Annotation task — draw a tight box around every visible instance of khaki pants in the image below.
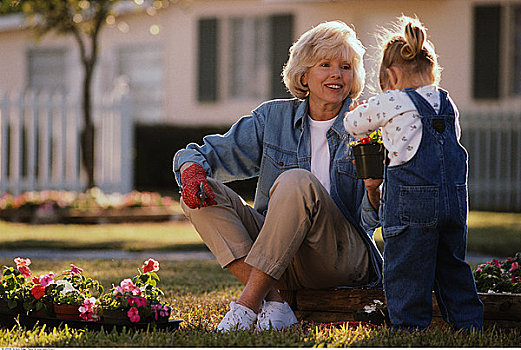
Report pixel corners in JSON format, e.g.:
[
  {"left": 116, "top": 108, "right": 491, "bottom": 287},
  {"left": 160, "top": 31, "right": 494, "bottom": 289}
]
[{"left": 181, "top": 169, "right": 369, "bottom": 290}]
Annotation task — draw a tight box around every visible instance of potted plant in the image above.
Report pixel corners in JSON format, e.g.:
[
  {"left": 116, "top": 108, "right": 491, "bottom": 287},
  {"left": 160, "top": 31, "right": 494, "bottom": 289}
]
[
  {"left": 0, "top": 258, "right": 32, "bottom": 315},
  {"left": 50, "top": 264, "right": 103, "bottom": 320},
  {"left": 99, "top": 259, "right": 171, "bottom": 324},
  {"left": 350, "top": 129, "right": 385, "bottom": 179},
  {"left": 28, "top": 272, "right": 57, "bottom": 318}
]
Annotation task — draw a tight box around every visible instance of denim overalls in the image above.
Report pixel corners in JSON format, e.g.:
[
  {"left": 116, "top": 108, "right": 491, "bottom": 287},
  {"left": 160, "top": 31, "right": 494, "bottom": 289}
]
[{"left": 380, "top": 88, "right": 483, "bottom": 331}]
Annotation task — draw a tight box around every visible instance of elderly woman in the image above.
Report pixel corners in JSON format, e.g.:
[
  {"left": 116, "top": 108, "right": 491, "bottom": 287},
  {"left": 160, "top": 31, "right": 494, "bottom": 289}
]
[{"left": 173, "top": 20, "right": 383, "bottom": 332}]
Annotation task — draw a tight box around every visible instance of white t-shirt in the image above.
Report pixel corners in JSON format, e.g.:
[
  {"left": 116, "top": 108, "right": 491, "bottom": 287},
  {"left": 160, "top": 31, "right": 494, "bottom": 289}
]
[
  {"left": 309, "top": 116, "right": 336, "bottom": 193},
  {"left": 343, "top": 85, "right": 461, "bottom": 166}
]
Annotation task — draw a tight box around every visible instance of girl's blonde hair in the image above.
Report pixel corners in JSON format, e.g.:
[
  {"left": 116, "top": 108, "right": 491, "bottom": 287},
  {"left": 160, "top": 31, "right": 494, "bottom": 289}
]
[
  {"left": 283, "top": 20, "right": 365, "bottom": 100},
  {"left": 378, "top": 15, "right": 441, "bottom": 91}
]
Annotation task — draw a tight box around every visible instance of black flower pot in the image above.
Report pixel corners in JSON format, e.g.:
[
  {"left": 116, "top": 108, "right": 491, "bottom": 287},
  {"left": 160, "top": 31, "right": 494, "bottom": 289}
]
[{"left": 352, "top": 143, "right": 385, "bottom": 179}]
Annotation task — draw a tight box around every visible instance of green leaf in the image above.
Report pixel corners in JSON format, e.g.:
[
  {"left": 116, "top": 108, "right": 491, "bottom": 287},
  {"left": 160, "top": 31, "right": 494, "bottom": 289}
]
[
  {"left": 7, "top": 299, "right": 17, "bottom": 309},
  {"left": 150, "top": 272, "right": 160, "bottom": 282}
]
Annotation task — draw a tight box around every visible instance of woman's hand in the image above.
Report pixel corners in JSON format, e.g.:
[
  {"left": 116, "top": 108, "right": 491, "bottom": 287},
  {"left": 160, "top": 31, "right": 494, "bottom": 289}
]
[
  {"left": 363, "top": 178, "right": 383, "bottom": 212},
  {"left": 180, "top": 163, "right": 217, "bottom": 209}
]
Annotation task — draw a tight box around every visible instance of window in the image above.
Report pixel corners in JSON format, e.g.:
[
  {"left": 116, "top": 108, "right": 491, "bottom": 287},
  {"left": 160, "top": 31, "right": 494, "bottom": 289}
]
[
  {"left": 197, "top": 14, "right": 293, "bottom": 102},
  {"left": 116, "top": 45, "right": 163, "bottom": 124},
  {"left": 512, "top": 6, "right": 521, "bottom": 95},
  {"left": 229, "top": 17, "right": 269, "bottom": 99},
  {"left": 473, "top": 4, "right": 521, "bottom": 99},
  {"left": 27, "top": 48, "right": 67, "bottom": 92}
]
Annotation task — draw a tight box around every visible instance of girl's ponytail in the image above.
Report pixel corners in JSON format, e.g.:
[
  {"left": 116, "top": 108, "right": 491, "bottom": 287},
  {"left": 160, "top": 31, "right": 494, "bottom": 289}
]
[
  {"left": 401, "top": 22, "right": 426, "bottom": 61},
  {"left": 377, "top": 15, "right": 441, "bottom": 91}
]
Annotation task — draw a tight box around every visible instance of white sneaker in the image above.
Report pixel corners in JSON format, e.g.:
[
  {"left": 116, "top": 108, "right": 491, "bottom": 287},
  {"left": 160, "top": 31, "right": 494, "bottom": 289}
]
[
  {"left": 256, "top": 300, "right": 298, "bottom": 331},
  {"left": 215, "top": 302, "right": 257, "bottom": 332}
]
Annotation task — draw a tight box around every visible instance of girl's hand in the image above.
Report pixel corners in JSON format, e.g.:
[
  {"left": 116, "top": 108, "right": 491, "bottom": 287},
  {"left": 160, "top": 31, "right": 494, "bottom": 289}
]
[{"left": 363, "top": 178, "right": 383, "bottom": 212}]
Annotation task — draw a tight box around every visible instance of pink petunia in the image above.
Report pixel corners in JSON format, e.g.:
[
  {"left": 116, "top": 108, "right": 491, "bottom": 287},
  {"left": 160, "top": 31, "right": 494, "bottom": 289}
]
[
  {"left": 83, "top": 297, "right": 97, "bottom": 309},
  {"left": 18, "top": 266, "right": 32, "bottom": 279},
  {"left": 509, "top": 262, "right": 519, "bottom": 272},
  {"left": 14, "top": 257, "right": 31, "bottom": 268},
  {"left": 14, "top": 257, "right": 32, "bottom": 278},
  {"left": 79, "top": 297, "right": 98, "bottom": 321},
  {"left": 142, "top": 258, "right": 160, "bottom": 273},
  {"left": 120, "top": 279, "right": 141, "bottom": 295},
  {"left": 128, "top": 307, "right": 140, "bottom": 323},
  {"left": 151, "top": 305, "right": 170, "bottom": 320},
  {"left": 159, "top": 305, "right": 170, "bottom": 317},
  {"left": 128, "top": 296, "right": 147, "bottom": 308},
  {"left": 64, "top": 264, "right": 84, "bottom": 275},
  {"left": 39, "top": 273, "right": 56, "bottom": 287},
  {"left": 78, "top": 306, "right": 91, "bottom": 320},
  {"left": 113, "top": 286, "right": 125, "bottom": 295}
]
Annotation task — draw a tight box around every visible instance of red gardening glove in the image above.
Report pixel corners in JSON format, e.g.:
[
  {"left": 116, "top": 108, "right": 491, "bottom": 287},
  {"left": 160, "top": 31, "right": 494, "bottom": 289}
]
[{"left": 181, "top": 163, "right": 217, "bottom": 209}]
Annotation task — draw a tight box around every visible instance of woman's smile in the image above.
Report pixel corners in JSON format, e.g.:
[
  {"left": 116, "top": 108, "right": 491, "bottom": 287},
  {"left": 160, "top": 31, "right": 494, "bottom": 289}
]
[{"left": 303, "top": 58, "right": 353, "bottom": 120}]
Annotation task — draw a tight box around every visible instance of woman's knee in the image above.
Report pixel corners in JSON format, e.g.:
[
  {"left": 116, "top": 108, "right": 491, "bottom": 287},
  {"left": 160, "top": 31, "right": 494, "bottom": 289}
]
[{"left": 271, "top": 169, "right": 321, "bottom": 196}]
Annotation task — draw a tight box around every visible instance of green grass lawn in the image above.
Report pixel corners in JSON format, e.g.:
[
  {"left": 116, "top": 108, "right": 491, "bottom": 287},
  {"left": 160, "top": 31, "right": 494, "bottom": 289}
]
[
  {"left": 0, "top": 258, "right": 519, "bottom": 347},
  {"left": 0, "top": 221, "right": 207, "bottom": 251},
  {"left": 1, "top": 211, "right": 520, "bottom": 257}
]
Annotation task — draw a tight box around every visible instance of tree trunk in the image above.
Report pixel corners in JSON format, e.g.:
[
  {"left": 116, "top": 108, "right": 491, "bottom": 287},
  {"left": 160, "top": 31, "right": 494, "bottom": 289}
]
[{"left": 81, "top": 62, "right": 95, "bottom": 189}]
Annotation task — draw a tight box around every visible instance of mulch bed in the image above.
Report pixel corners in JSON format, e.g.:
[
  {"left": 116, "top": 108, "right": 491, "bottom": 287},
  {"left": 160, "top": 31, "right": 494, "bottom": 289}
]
[{"left": 0, "top": 207, "right": 186, "bottom": 224}]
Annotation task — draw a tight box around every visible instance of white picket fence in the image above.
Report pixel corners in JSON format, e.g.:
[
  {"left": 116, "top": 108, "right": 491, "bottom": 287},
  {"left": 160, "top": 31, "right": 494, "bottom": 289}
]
[
  {"left": 1, "top": 90, "right": 520, "bottom": 211},
  {"left": 0, "top": 91, "right": 133, "bottom": 196},
  {"left": 461, "top": 103, "right": 521, "bottom": 212}
]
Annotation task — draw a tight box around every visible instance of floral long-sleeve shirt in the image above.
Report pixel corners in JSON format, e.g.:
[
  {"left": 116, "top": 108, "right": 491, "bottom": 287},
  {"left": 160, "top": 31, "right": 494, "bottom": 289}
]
[{"left": 344, "top": 85, "right": 460, "bottom": 166}]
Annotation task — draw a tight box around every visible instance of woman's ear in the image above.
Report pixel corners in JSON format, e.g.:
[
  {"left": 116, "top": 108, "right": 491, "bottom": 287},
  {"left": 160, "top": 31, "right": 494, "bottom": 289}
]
[
  {"left": 301, "top": 72, "right": 308, "bottom": 87},
  {"left": 386, "top": 66, "right": 401, "bottom": 89}
]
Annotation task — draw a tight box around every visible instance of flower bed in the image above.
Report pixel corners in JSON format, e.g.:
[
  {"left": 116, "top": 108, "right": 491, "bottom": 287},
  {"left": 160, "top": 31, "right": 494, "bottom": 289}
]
[
  {"left": 473, "top": 252, "right": 521, "bottom": 294},
  {"left": 0, "top": 189, "right": 184, "bottom": 224},
  {"left": 279, "top": 253, "right": 521, "bottom": 328},
  {"left": 0, "top": 257, "right": 177, "bottom": 329}
]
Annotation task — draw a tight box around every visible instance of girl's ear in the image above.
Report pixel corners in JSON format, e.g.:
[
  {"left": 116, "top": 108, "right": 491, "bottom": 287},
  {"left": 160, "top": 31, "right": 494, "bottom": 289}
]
[{"left": 386, "top": 66, "right": 402, "bottom": 89}]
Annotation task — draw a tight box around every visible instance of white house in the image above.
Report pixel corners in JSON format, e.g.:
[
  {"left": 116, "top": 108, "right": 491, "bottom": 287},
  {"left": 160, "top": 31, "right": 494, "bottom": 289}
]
[
  {"left": 1, "top": 0, "right": 520, "bottom": 124},
  {"left": 1, "top": 0, "right": 520, "bottom": 210}
]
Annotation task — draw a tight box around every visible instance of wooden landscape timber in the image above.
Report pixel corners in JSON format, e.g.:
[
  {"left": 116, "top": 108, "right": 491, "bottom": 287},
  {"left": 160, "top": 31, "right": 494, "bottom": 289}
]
[
  {"left": 279, "top": 288, "right": 521, "bottom": 328},
  {"left": 0, "top": 207, "right": 185, "bottom": 224}
]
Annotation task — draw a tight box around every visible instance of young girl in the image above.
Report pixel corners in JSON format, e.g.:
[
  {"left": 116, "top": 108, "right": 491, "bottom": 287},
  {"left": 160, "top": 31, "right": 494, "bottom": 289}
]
[{"left": 344, "top": 16, "right": 483, "bottom": 331}]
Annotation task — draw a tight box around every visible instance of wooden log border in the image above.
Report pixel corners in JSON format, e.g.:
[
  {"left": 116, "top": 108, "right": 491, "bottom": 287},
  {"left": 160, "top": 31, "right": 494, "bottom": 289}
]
[{"left": 279, "top": 288, "right": 521, "bottom": 328}]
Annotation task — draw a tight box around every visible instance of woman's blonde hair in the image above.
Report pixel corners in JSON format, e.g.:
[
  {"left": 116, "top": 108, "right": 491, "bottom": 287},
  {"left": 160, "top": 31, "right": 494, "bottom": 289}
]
[
  {"left": 378, "top": 15, "right": 441, "bottom": 91},
  {"left": 282, "top": 20, "right": 366, "bottom": 100}
]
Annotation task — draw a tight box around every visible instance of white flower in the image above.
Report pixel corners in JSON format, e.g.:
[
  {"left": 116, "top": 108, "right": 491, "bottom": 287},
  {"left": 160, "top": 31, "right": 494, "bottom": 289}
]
[
  {"left": 55, "top": 280, "right": 78, "bottom": 295},
  {"left": 373, "top": 299, "right": 384, "bottom": 306},
  {"left": 364, "top": 305, "right": 377, "bottom": 313}
]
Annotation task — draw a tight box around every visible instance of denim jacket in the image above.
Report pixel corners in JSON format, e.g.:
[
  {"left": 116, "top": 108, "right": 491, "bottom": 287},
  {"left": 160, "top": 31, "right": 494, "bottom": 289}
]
[{"left": 173, "top": 97, "right": 383, "bottom": 288}]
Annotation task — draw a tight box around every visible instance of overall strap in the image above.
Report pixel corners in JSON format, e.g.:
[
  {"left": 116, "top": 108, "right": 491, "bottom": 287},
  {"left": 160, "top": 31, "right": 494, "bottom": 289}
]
[
  {"left": 436, "top": 88, "right": 455, "bottom": 116},
  {"left": 403, "top": 87, "right": 454, "bottom": 117}
]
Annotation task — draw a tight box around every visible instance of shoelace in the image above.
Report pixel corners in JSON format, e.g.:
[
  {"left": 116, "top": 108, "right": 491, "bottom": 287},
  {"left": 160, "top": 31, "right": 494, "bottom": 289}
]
[{"left": 258, "top": 306, "right": 277, "bottom": 327}]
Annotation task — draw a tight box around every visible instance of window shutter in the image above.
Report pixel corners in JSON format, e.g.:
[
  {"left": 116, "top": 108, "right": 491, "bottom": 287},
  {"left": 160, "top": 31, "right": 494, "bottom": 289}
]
[
  {"left": 269, "top": 14, "right": 293, "bottom": 99},
  {"left": 472, "top": 5, "right": 501, "bottom": 99},
  {"left": 198, "top": 18, "right": 218, "bottom": 102}
]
